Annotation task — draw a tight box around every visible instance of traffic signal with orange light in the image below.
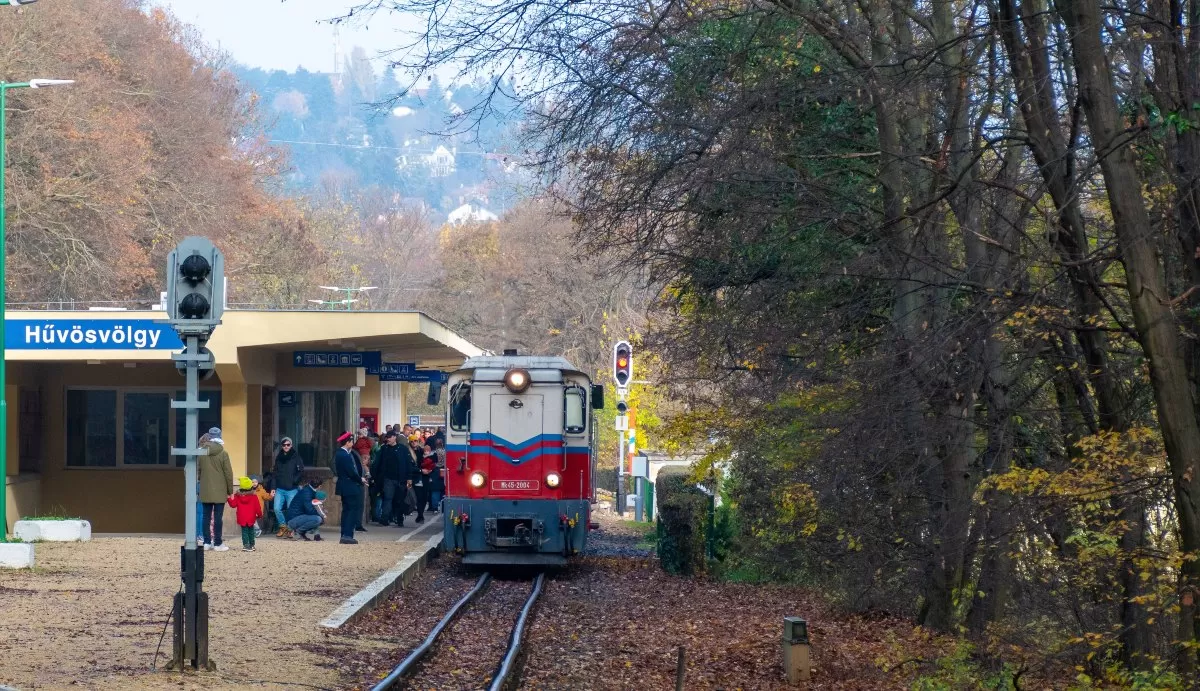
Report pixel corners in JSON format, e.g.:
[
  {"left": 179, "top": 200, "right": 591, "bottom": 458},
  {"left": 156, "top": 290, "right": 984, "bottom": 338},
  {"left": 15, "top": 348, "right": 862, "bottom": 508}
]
[{"left": 613, "top": 341, "right": 632, "bottom": 388}]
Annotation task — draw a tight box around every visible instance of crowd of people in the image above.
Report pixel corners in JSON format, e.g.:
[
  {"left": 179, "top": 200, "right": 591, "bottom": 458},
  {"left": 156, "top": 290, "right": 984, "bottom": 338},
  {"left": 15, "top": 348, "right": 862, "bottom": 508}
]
[{"left": 193, "top": 423, "right": 447, "bottom": 550}]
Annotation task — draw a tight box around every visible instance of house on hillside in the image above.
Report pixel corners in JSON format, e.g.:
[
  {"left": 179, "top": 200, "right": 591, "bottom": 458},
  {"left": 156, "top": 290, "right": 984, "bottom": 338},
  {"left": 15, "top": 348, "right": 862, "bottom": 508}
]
[
  {"left": 447, "top": 203, "right": 499, "bottom": 225},
  {"left": 427, "top": 145, "right": 456, "bottom": 177}
]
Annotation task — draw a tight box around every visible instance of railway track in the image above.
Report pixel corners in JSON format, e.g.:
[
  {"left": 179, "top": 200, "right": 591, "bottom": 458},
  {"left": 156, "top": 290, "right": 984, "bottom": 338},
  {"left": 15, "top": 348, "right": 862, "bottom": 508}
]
[{"left": 371, "top": 571, "right": 546, "bottom": 691}]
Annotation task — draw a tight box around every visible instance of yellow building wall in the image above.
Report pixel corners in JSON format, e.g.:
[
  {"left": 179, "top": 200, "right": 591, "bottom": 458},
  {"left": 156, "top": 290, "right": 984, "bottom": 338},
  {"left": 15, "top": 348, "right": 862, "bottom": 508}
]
[
  {"left": 361, "top": 376, "right": 380, "bottom": 413},
  {"left": 37, "top": 363, "right": 218, "bottom": 533},
  {"left": 5, "top": 473, "right": 41, "bottom": 530},
  {"left": 221, "top": 383, "right": 249, "bottom": 481},
  {"left": 274, "top": 353, "right": 360, "bottom": 388},
  {"left": 245, "top": 384, "right": 262, "bottom": 477}
]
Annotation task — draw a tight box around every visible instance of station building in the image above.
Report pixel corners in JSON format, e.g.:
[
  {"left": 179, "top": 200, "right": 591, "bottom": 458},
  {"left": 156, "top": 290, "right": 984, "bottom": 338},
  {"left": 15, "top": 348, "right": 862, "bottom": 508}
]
[{"left": 2, "top": 309, "right": 481, "bottom": 533}]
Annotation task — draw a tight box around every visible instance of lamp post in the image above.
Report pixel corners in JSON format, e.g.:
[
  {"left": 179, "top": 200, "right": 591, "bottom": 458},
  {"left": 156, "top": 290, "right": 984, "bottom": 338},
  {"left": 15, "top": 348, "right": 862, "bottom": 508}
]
[
  {"left": 320, "top": 285, "right": 376, "bottom": 311},
  {"left": 0, "top": 78, "right": 73, "bottom": 538}
]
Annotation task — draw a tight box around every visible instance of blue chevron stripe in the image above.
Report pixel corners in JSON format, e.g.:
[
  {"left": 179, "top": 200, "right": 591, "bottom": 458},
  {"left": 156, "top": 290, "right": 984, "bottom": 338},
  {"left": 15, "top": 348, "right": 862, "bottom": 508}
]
[
  {"left": 468, "top": 432, "right": 563, "bottom": 453},
  {"left": 447, "top": 443, "right": 590, "bottom": 465}
]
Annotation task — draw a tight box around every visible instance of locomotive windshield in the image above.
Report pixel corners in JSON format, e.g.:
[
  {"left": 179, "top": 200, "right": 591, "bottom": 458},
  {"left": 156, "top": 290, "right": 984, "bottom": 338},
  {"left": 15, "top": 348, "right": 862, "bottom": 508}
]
[{"left": 448, "top": 382, "right": 471, "bottom": 431}]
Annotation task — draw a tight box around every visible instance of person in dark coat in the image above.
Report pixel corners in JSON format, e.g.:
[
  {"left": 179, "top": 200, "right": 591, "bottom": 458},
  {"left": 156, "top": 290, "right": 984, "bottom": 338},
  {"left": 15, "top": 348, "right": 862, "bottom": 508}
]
[
  {"left": 285, "top": 477, "right": 325, "bottom": 541},
  {"left": 272, "top": 437, "right": 305, "bottom": 537},
  {"left": 334, "top": 431, "right": 366, "bottom": 544},
  {"left": 375, "top": 432, "right": 414, "bottom": 527}
]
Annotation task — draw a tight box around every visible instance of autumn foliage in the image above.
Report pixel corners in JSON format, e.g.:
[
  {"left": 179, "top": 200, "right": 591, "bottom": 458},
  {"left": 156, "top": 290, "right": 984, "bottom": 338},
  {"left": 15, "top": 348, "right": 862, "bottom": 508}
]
[{"left": 0, "top": 0, "right": 316, "bottom": 306}]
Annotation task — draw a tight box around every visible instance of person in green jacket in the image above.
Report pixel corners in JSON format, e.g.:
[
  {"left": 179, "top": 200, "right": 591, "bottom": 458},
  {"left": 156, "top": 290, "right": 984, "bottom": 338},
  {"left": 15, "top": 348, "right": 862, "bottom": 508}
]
[{"left": 198, "top": 426, "right": 235, "bottom": 551}]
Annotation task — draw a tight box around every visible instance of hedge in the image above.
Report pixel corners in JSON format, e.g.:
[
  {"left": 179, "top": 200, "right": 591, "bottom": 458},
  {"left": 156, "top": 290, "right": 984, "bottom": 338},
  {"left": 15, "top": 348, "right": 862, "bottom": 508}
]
[{"left": 655, "top": 465, "right": 709, "bottom": 575}]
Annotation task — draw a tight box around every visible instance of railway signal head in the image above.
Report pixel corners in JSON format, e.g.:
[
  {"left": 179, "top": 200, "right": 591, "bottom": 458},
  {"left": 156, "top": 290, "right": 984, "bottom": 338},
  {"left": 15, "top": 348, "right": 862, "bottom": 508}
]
[
  {"left": 166, "top": 237, "right": 225, "bottom": 334},
  {"left": 613, "top": 341, "right": 632, "bottom": 388}
]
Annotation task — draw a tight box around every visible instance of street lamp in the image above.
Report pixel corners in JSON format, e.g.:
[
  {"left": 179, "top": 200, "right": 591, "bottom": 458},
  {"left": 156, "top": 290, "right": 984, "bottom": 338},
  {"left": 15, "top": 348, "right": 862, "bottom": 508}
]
[
  {"left": 320, "top": 285, "right": 376, "bottom": 311},
  {"left": 307, "top": 298, "right": 359, "bottom": 310},
  {"left": 0, "top": 77, "right": 73, "bottom": 537}
]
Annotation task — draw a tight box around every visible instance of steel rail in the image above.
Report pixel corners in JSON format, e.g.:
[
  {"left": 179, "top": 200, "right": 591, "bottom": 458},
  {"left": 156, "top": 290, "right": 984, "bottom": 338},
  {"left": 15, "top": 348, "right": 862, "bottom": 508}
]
[
  {"left": 487, "top": 572, "right": 546, "bottom": 691},
  {"left": 371, "top": 572, "right": 492, "bottom": 691}
]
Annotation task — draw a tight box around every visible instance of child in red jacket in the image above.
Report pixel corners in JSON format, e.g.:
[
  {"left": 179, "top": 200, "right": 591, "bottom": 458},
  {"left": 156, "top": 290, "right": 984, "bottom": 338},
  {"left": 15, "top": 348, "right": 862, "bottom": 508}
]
[{"left": 228, "top": 477, "right": 264, "bottom": 552}]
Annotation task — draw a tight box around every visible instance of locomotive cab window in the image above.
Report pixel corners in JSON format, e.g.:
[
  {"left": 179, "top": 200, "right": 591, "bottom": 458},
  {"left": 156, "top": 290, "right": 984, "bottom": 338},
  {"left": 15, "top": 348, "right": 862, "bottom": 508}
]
[
  {"left": 564, "top": 386, "right": 587, "bottom": 434},
  {"left": 449, "top": 382, "right": 471, "bottom": 432}
]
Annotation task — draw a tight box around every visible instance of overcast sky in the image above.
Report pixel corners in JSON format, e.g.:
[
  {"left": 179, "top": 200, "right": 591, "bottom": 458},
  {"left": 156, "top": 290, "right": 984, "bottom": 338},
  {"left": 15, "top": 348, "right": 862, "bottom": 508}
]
[{"left": 156, "top": 0, "right": 422, "bottom": 74}]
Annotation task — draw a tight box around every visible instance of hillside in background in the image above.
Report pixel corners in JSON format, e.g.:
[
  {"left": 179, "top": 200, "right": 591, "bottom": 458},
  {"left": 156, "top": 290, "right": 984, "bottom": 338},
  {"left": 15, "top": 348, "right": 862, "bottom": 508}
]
[{"left": 235, "top": 47, "right": 529, "bottom": 221}]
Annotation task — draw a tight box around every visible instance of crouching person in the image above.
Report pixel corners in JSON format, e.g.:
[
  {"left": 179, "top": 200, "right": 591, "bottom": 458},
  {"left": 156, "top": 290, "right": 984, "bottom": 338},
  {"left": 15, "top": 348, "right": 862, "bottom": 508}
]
[{"left": 285, "top": 476, "right": 325, "bottom": 541}]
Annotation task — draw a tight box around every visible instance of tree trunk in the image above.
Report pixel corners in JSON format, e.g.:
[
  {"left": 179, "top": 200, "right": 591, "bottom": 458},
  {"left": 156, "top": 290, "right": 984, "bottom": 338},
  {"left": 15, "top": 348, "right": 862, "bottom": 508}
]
[
  {"left": 998, "top": 0, "right": 1152, "bottom": 663},
  {"left": 1056, "top": 0, "right": 1200, "bottom": 673}
]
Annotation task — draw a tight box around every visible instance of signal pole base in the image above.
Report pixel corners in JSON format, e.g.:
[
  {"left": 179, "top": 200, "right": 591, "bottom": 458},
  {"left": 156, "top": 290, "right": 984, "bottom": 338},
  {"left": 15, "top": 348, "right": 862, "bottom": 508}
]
[
  {"left": 166, "top": 590, "right": 215, "bottom": 671},
  {"left": 167, "top": 545, "right": 214, "bottom": 672}
]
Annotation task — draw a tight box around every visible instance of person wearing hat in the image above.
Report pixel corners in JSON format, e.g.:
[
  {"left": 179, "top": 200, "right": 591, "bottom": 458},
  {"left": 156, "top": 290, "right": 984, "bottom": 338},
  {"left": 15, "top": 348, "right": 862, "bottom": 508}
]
[
  {"left": 228, "top": 477, "right": 264, "bottom": 552},
  {"left": 197, "top": 427, "right": 234, "bottom": 551},
  {"left": 334, "top": 431, "right": 367, "bottom": 544},
  {"left": 285, "top": 476, "right": 325, "bottom": 541}
]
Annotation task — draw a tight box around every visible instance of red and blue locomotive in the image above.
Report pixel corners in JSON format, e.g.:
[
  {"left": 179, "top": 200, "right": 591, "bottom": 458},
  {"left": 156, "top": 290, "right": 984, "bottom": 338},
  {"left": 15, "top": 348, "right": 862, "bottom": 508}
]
[{"left": 442, "top": 353, "right": 602, "bottom": 566}]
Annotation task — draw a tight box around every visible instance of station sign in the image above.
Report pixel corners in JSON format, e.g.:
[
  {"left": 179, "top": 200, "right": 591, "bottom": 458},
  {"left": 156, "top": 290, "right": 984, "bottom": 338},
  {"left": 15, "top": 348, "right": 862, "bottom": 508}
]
[
  {"left": 292, "top": 351, "right": 382, "bottom": 368},
  {"left": 7, "top": 319, "right": 184, "bottom": 350},
  {"left": 366, "top": 362, "right": 416, "bottom": 376},
  {"left": 407, "top": 415, "right": 446, "bottom": 428},
  {"left": 379, "top": 370, "right": 448, "bottom": 383}
]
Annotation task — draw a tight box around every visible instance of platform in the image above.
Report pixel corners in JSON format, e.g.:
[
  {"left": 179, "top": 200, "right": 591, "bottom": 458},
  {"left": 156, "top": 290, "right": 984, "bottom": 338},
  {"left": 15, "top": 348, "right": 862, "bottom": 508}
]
[{"left": 0, "top": 520, "right": 443, "bottom": 690}]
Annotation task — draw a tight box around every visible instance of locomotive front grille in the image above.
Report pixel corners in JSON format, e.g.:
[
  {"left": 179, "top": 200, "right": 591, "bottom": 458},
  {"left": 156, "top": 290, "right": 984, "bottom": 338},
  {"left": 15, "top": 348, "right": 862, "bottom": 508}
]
[{"left": 484, "top": 514, "right": 544, "bottom": 547}]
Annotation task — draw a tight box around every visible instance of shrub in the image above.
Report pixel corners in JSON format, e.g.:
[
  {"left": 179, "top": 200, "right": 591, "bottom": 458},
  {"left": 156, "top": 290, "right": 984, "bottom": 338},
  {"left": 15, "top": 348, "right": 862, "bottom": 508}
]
[{"left": 656, "top": 466, "right": 709, "bottom": 575}]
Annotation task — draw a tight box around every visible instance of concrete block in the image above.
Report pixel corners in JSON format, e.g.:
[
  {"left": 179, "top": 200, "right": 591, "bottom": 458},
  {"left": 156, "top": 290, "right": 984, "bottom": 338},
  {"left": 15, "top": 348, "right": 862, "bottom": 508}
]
[
  {"left": 14, "top": 519, "right": 92, "bottom": 542},
  {"left": 318, "top": 532, "right": 445, "bottom": 629},
  {"left": 0, "top": 542, "right": 34, "bottom": 568}
]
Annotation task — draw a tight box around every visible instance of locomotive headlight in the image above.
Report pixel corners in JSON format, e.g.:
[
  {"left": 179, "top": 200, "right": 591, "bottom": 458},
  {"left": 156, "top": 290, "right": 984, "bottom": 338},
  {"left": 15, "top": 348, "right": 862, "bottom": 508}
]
[
  {"left": 503, "top": 368, "right": 532, "bottom": 393},
  {"left": 545, "top": 472, "right": 561, "bottom": 488},
  {"left": 469, "top": 472, "right": 486, "bottom": 488}
]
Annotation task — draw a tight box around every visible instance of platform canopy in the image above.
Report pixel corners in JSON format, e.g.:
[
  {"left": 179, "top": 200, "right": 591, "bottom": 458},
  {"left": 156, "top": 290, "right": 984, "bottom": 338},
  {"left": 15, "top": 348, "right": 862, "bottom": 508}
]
[{"left": 6, "top": 310, "right": 483, "bottom": 370}]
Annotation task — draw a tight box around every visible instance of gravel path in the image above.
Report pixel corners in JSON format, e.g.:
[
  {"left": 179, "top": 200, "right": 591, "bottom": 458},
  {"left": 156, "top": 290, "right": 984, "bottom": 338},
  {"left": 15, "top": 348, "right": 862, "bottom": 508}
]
[{"left": 0, "top": 535, "right": 430, "bottom": 690}]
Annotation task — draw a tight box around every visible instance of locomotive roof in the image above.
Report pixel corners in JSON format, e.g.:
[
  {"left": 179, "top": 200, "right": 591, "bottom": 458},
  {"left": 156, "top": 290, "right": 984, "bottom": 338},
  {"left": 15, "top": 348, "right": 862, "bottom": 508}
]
[{"left": 457, "top": 354, "right": 584, "bottom": 375}]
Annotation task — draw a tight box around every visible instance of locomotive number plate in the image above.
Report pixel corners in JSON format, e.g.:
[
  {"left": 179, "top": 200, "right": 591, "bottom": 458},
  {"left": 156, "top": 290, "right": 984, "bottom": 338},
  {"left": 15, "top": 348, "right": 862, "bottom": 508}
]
[{"left": 491, "top": 480, "right": 540, "bottom": 491}]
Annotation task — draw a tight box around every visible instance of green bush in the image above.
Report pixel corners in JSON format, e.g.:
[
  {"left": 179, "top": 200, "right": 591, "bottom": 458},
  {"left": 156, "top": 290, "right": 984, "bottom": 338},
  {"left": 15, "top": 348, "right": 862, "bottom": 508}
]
[{"left": 655, "top": 466, "right": 709, "bottom": 575}]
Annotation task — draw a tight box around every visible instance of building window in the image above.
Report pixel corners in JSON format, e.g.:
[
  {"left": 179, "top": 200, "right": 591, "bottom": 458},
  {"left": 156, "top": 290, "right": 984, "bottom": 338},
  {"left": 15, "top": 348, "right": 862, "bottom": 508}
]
[
  {"left": 67, "top": 390, "right": 118, "bottom": 467},
  {"left": 124, "top": 392, "right": 171, "bottom": 465},
  {"left": 277, "top": 390, "right": 347, "bottom": 467},
  {"left": 65, "top": 387, "right": 221, "bottom": 468}
]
